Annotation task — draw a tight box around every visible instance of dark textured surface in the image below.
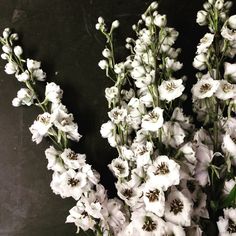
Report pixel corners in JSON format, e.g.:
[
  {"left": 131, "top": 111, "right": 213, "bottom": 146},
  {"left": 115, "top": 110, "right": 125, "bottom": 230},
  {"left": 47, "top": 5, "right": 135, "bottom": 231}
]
[{"left": 0, "top": 0, "right": 235, "bottom": 235}]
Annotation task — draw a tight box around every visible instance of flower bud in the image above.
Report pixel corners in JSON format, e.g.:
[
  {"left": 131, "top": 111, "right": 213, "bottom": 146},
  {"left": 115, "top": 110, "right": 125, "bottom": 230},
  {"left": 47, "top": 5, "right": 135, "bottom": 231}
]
[
  {"left": 14, "top": 46, "right": 23, "bottom": 57},
  {"left": 12, "top": 97, "right": 21, "bottom": 107},
  {"left": 1, "top": 53, "right": 8, "bottom": 60},
  {"left": 215, "top": 0, "right": 224, "bottom": 10},
  {"left": 10, "top": 33, "right": 18, "bottom": 41},
  {"left": 228, "top": 15, "right": 236, "bottom": 29},
  {"left": 208, "top": 0, "right": 214, "bottom": 4},
  {"left": 224, "top": 1, "right": 233, "bottom": 10},
  {"left": 98, "top": 17, "right": 104, "bottom": 24},
  {"left": 203, "top": 2, "right": 211, "bottom": 10},
  {"left": 154, "top": 14, "right": 167, "bottom": 28},
  {"left": 150, "top": 1, "right": 158, "bottom": 10},
  {"left": 2, "top": 45, "right": 12, "bottom": 54},
  {"left": 112, "top": 20, "right": 119, "bottom": 28},
  {"left": 196, "top": 10, "right": 208, "bottom": 26},
  {"left": 98, "top": 60, "right": 108, "bottom": 70},
  {"left": 145, "top": 16, "right": 152, "bottom": 27},
  {"left": 3, "top": 28, "right": 10, "bottom": 39},
  {"left": 102, "top": 48, "right": 111, "bottom": 58}
]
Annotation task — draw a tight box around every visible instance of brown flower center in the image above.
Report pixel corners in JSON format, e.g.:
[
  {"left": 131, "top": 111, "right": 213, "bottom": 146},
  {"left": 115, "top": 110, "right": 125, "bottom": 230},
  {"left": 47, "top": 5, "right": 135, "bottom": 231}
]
[
  {"left": 165, "top": 82, "right": 177, "bottom": 91},
  {"left": 155, "top": 162, "right": 170, "bottom": 175},
  {"left": 228, "top": 219, "right": 236, "bottom": 233},
  {"left": 200, "top": 83, "right": 212, "bottom": 93},
  {"left": 123, "top": 189, "right": 133, "bottom": 199},
  {"left": 170, "top": 198, "right": 184, "bottom": 215},
  {"left": 142, "top": 216, "right": 157, "bottom": 232},
  {"left": 146, "top": 189, "right": 160, "bottom": 202},
  {"left": 68, "top": 178, "right": 79, "bottom": 187}
]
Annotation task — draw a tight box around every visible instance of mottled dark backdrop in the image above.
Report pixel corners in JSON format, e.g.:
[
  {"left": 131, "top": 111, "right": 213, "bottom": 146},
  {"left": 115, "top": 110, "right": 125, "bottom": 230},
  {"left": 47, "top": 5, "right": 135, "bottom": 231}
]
[{"left": 0, "top": 0, "right": 235, "bottom": 236}]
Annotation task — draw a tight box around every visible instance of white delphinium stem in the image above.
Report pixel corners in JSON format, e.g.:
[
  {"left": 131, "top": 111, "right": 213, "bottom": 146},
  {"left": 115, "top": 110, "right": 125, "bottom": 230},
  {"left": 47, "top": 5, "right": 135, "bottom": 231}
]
[
  {"left": 97, "top": 2, "right": 196, "bottom": 235},
  {"left": 193, "top": 0, "right": 236, "bottom": 234},
  {"left": 0, "top": 29, "right": 121, "bottom": 236}
]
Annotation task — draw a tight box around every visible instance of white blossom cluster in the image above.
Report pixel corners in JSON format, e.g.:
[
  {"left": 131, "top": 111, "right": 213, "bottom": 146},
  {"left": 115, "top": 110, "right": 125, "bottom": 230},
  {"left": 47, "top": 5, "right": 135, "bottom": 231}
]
[
  {"left": 0, "top": 28, "right": 128, "bottom": 235},
  {"left": 193, "top": 0, "right": 236, "bottom": 235},
  {"left": 97, "top": 2, "right": 208, "bottom": 235}
]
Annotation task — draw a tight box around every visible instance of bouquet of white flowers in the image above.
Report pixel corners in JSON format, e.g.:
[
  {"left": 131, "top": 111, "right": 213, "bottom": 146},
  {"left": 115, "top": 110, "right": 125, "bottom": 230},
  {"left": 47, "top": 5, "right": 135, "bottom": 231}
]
[{"left": 0, "top": 0, "right": 236, "bottom": 235}]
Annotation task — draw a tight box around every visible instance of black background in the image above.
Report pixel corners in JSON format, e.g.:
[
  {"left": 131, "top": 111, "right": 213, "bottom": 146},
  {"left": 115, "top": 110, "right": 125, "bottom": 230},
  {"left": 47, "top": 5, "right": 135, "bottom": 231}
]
[{"left": 0, "top": 0, "right": 235, "bottom": 235}]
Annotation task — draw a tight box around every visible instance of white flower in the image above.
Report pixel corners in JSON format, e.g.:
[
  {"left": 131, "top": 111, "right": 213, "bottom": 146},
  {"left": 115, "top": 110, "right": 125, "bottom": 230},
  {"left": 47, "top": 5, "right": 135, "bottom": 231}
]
[
  {"left": 29, "top": 112, "right": 53, "bottom": 144},
  {"left": 165, "top": 57, "right": 183, "bottom": 71},
  {"left": 132, "top": 141, "right": 153, "bottom": 168},
  {"left": 100, "top": 121, "right": 116, "bottom": 138},
  {"left": 26, "top": 59, "right": 41, "bottom": 71},
  {"left": 45, "top": 146, "right": 65, "bottom": 172},
  {"left": 161, "top": 121, "right": 185, "bottom": 148},
  {"left": 195, "top": 144, "right": 213, "bottom": 186},
  {"left": 217, "top": 208, "right": 236, "bottom": 236},
  {"left": 51, "top": 169, "right": 87, "bottom": 200},
  {"left": 16, "top": 71, "right": 30, "bottom": 82},
  {"left": 164, "top": 189, "right": 192, "bottom": 227},
  {"left": 5, "top": 61, "right": 18, "bottom": 74},
  {"left": 154, "top": 14, "right": 167, "bottom": 27},
  {"left": 108, "top": 157, "right": 129, "bottom": 178},
  {"left": 196, "top": 10, "right": 208, "bottom": 26},
  {"left": 193, "top": 53, "right": 207, "bottom": 70},
  {"left": 51, "top": 105, "right": 81, "bottom": 142},
  {"left": 60, "top": 148, "right": 86, "bottom": 170},
  {"left": 13, "top": 46, "right": 23, "bottom": 57},
  {"left": 141, "top": 107, "right": 164, "bottom": 132},
  {"left": 116, "top": 180, "right": 142, "bottom": 207},
  {"left": 104, "top": 198, "right": 127, "bottom": 235},
  {"left": 192, "top": 77, "right": 220, "bottom": 99},
  {"left": 222, "top": 134, "right": 236, "bottom": 165},
  {"left": 32, "top": 68, "right": 46, "bottom": 81},
  {"left": 147, "top": 155, "right": 180, "bottom": 191},
  {"left": 197, "top": 33, "right": 214, "bottom": 54},
  {"left": 229, "top": 15, "right": 236, "bottom": 30},
  {"left": 12, "top": 98, "right": 21, "bottom": 107},
  {"left": 105, "top": 86, "right": 119, "bottom": 105},
  {"left": 223, "top": 178, "right": 236, "bottom": 195},
  {"left": 221, "top": 26, "right": 236, "bottom": 41},
  {"left": 14, "top": 88, "right": 35, "bottom": 106},
  {"left": 143, "top": 182, "right": 165, "bottom": 217},
  {"left": 131, "top": 209, "right": 167, "bottom": 235},
  {"left": 45, "top": 82, "right": 63, "bottom": 104},
  {"left": 158, "top": 79, "right": 184, "bottom": 102},
  {"left": 179, "top": 142, "right": 196, "bottom": 164},
  {"left": 215, "top": 80, "right": 236, "bottom": 100},
  {"left": 224, "top": 62, "right": 236, "bottom": 81},
  {"left": 66, "top": 201, "right": 96, "bottom": 233},
  {"left": 108, "top": 107, "right": 127, "bottom": 124}
]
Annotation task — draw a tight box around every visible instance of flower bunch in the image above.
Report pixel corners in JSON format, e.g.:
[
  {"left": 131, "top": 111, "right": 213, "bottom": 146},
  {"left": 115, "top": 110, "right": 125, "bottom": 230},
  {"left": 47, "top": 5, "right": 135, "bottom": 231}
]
[
  {"left": 192, "top": 0, "right": 236, "bottom": 234},
  {"left": 0, "top": 28, "right": 128, "bottom": 235},
  {"left": 97, "top": 2, "right": 208, "bottom": 235}
]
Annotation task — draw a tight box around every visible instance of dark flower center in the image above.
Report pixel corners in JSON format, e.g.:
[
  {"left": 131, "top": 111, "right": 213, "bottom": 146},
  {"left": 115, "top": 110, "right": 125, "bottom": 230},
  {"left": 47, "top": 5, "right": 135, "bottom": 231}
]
[
  {"left": 146, "top": 189, "right": 160, "bottom": 202},
  {"left": 115, "top": 164, "right": 125, "bottom": 173},
  {"left": 228, "top": 219, "right": 236, "bottom": 233},
  {"left": 170, "top": 198, "right": 184, "bottom": 215},
  {"left": 200, "top": 83, "right": 212, "bottom": 93},
  {"left": 155, "top": 162, "right": 169, "bottom": 175},
  {"left": 142, "top": 216, "right": 157, "bottom": 232},
  {"left": 123, "top": 189, "right": 133, "bottom": 199},
  {"left": 68, "top": 151, "right": 77, "bottom": 160},
  {"left": 68, "top": 178, "right": 79, "bottom": 187}
]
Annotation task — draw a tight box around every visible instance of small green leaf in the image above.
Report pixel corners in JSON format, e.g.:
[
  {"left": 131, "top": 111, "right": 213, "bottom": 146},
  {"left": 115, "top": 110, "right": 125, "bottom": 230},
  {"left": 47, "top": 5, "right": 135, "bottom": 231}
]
[{"left": 221, "top": 184, "right": 236, "bottom": 208}]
